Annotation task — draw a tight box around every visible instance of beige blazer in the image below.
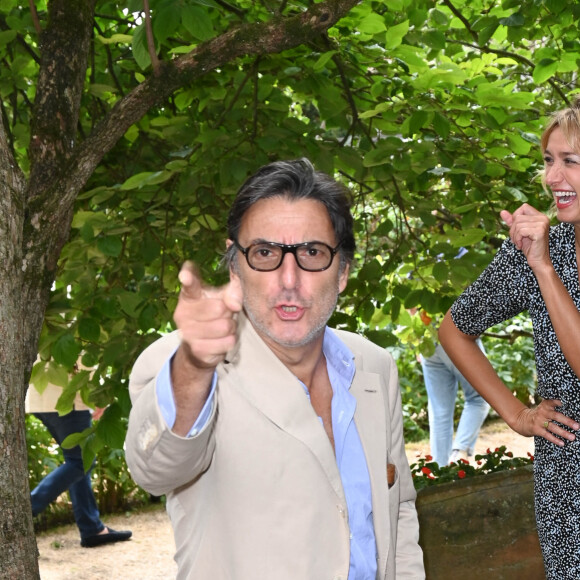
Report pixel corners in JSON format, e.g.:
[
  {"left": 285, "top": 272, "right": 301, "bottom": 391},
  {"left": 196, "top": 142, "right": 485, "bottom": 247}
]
[{"left": 126, "top": 314, "right": 424, "bottom": 580}]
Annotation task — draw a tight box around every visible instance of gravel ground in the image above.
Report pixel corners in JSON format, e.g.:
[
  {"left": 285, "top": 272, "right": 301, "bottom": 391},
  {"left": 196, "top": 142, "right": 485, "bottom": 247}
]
[{"left": 36, "top": 505, "right": 177, "bottom": 580}]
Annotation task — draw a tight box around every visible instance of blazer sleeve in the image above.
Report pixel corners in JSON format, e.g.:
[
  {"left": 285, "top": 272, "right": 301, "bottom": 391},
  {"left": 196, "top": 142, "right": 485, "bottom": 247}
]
[
  {"left": 125, "top": 332, "right": 217, "bottom": 497},
  {"left": 385, "top": 352, "right": 425, "bottom": 578}
]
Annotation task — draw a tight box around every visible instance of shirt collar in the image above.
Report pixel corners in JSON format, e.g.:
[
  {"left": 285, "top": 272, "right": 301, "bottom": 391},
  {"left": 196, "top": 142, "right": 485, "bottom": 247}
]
[{"left": 323, "top": 327, "right": 355, "bottom": 387}]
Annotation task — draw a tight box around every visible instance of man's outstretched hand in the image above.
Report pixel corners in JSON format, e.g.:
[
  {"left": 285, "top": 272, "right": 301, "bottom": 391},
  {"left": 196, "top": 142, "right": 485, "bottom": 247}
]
[
  {"left": 170, "top": 262, "right": 243, "bottom": 435},
  {"left": 174, "top": 261, "right": 243, "bottom": 370}
]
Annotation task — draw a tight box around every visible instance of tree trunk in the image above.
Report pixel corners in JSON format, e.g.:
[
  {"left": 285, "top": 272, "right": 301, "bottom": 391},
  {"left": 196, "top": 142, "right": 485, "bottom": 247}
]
[{"left": 0, "top": 119, "right": 39, "bottom": 578}]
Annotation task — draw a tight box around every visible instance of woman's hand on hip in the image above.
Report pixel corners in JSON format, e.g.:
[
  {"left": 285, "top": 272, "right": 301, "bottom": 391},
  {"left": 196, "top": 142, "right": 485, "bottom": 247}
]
[{"left": 514, "top": 398, "right": 579, "bottom": 445}]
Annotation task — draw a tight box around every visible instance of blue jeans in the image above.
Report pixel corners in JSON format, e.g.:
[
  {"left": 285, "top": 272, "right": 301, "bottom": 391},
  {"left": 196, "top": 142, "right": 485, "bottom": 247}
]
[
  {"left": 30, "top": 410, "right": 104, "bottom": 540},
  {"left": 420, "top": 342, "right": 490, "bottom": 467}
]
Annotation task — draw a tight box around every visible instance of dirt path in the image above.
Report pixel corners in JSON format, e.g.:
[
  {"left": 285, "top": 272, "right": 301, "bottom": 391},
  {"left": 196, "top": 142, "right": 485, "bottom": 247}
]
[
  {"left": 36, "top": 505, "right": 177, "bottom": 580},
  {"left": 36, "top": 418, "right": 534, "bottom": 579}
]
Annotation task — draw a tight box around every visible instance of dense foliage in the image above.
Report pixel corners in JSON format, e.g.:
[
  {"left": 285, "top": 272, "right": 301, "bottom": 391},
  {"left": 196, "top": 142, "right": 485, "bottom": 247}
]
[{"left": 4, "top": 0, "right": 578, "bottom": 508}]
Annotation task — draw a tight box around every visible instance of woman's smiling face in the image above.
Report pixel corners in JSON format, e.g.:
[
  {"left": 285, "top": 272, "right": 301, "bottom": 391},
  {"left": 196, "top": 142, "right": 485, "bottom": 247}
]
[{"left": 544, "top": 126, "right": 580, "bottom": 227}]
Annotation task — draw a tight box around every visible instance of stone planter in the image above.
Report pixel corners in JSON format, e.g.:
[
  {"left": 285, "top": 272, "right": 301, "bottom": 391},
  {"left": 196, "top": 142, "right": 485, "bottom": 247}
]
[{"left": 416, "top": 465, "right": 545, "bottom": 580}]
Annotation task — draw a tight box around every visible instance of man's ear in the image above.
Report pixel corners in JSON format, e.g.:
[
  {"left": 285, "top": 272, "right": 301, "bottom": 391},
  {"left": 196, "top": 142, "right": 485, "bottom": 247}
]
[
  {"left": 338, "top": 262, "right": 350, "bottom": 294},
  {"left": 226, "top": 239, "right": 239, "bottom": 281}
]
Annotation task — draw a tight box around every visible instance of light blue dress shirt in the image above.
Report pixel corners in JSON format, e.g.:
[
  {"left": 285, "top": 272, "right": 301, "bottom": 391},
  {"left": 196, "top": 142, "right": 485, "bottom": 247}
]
[{"left": 156, "top": 328, "right": 377, "bottom": 579}]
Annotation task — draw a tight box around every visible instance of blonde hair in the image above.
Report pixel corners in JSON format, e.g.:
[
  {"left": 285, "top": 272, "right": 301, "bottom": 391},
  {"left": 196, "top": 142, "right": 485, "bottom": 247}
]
[
  {"left": 541, "top": 94, "right": 580, "bottom": 154},
  {"left": 538, "top": 95, "right": 580, "bottom": 201}
]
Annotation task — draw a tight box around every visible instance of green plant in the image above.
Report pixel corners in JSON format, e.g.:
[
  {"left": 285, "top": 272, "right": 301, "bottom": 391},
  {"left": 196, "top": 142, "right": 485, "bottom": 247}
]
[
  {"left": 410, "top": 445, "right": 534, "bottom": 491},
  {"left": 389, "top": 343, "right": 430, "bottom": 442}
]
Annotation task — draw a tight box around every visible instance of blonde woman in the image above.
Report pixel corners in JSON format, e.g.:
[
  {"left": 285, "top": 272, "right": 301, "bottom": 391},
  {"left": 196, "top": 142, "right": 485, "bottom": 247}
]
[{"left": 439, "top": 96, "right": 580, "bottom": 578}]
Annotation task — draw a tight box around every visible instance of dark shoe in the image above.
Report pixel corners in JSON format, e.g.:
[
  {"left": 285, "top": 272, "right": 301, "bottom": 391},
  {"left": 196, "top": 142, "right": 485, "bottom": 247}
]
[{"left": 81, "top": 526, "right": 132, "bottom": 548}]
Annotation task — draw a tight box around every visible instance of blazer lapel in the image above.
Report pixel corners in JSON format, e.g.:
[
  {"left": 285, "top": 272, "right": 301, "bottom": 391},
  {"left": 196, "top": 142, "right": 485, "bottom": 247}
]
[
  {"left": 222, "top": 314, "right": 346, "bottom": 504},
  {"left": 350, "top": 352, "right": 390, "bottom": 574}
]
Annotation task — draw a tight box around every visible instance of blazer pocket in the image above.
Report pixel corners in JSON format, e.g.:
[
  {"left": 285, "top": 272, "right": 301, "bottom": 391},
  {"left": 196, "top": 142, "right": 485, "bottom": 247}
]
[
  {"left": 387, "top": 462, "right": 397, "bottom": 489},
  {"left": 386, "top": 450, "right": 399, "bottom": 489}
]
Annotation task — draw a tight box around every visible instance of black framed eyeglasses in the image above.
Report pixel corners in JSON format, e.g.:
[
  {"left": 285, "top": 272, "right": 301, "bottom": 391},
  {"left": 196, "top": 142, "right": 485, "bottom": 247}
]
[{"left": 234, "top": 240, "right": 341, "bottom": 272}]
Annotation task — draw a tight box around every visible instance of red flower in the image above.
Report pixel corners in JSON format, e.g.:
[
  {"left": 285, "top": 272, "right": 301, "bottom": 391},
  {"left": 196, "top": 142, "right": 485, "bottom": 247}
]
[
  {"left": 506, "top": 451, "right": 513, "bottom": 457},
  {"left": 459, "top": 458, "right": 469, "bottom": 465},
  {"left": 527, "top": 452, "right": 535, "bottom": 461},
  {"left": 421, "top": 467, "right": 432, "bottom": 475},
  {"left": 486, "top": 448, "right": 491, "bottom": 454},
  {"left": 425, "top": 455, "right": 433, "bottom": 461},
  {"left": 477, "top": 460, "right": 482, "bottom": 465},
  {"left": 458, "top": 470, "right": 466, "bottom": 479}
]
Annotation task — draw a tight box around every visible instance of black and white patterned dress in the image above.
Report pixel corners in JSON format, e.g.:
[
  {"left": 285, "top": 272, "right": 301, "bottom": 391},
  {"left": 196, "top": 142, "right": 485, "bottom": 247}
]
[{"left": 450, "top": 221, "right": 580, "bottom": 579}]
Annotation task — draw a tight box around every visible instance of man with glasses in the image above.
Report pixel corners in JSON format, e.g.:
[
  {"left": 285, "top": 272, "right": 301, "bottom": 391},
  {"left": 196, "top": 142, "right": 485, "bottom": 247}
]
[{"left": 126, "top": 159, "right": 424, "bottom": 580}]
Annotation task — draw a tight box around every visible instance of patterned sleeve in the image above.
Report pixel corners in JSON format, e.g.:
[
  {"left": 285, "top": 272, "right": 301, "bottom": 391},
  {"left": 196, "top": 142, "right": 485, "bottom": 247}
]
[{"left": 450, "top": 238, "right": 534, "bottom": 336}]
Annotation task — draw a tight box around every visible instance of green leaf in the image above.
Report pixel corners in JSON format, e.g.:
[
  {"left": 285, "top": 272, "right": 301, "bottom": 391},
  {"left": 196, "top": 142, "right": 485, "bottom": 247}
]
[
  {"left": 78, "top": 318, "right": 101, "bottom": 342},
  {"left": 120, "top": 171, "right": 155, "bottom": 190},
  {"left": 55, "top": 371, "right": 89, "bottom": 415},
  {"left": 29, "top": 362, "right": 49, "bottom": 393},
  {"left": 445, "top": 228, "right": 487, "bottom": 248},
  {"left": 97, "top": 235, "right": 123, "bottom": 257},
  {"left": 140, "top": 235, "right": 161, "bottom": 262},
  {"left": 365, "top": 329, "right": 397, "bottom": 348},
  {"left": 506, "top": 133, "right": 532, "bottom": 155},
  {"left": 131, "top": 24, "right": 150, "bottom": 70},
  {"left": 138, "top": 303, "right": 158, "bottom": 331},
  {"left": 313, "top": 51, "right": 337, "bottom": 72},
  {"left": 153, "top": 3, "right": 181, "bottom": 44},
  {"left": 0, "top": 29, "right": 17, "bottom": 45},
  {"left": 45, "top": 363, "right": 69, "bottom": 388},
  {"left": 182, "top": 5, "right": 214, "bottom": 41},
  {"left": 96, "top": 404, "right": 127, "bottom": 448},
  {"left": 422, "top": 30, "right": 446, "bottom": 51},
  {"left": 499, "top": 13, "right": 525, "bottom": 27},
  {"left": 385, "top": 20, "right": 409, "bottom": 49},
  {"left": 430, "top": 9, "right": 448, "bottom": 26},
  {"left": 363, "top": 147, "right": 393, "bottom": 168},
  {"left": 532, "top": 59, "right": 558, "bottom": 84},
  {"left": 432, "top": 113, "right": 450, "bottom": 138},
  {"left": 409, "top": 110, "right": 429, "bottom": 135},
  {"left": 478, "top": 21, "right": 500, "bottom": 45},
  {"left": 358, "top": 13, "right": 387, "bottom": 35},
  {"left": 61, "top": 427, "right": 92, "bottom": 450},
  {"left": 97, "top": 33, "right": 133, "bottom": 45},
  {"left": 403, "top": 289, "right": 424, "bottom": 309},
  {"left": 52, "top": 334, "right": 81, "bottom": 369},
  {"left": 117, "top": 291, "right": 143, "bottom": 318},
  {"left": 432, "top": 261, "right": 449, "bottom": 283}
]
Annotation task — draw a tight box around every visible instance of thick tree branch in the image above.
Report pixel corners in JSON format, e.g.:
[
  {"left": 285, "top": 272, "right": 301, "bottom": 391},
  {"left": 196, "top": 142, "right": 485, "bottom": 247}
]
[
  {"left": 22, "top": 0, "right": 360, "bottom": 289},
  {"left": 65, "top": 0, "right": 360, "bottom": 206},
  {"left": 28, "top": 0, "right": 96, "bottom": 197}
]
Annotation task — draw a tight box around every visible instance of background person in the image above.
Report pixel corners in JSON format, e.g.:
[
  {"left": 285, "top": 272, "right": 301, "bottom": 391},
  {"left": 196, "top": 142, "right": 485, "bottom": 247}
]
[
  {"left": 28, "top": 378, "right": 132, "bottom": 548},
  {"left": 419, "top": 337, "right": 489, "bottom": 465},
  {"left": 439, "top": 96, "right": 580, "bottom": 579},
  {"left": 126, "top": 159, "right": 425, "bottom": 579}
]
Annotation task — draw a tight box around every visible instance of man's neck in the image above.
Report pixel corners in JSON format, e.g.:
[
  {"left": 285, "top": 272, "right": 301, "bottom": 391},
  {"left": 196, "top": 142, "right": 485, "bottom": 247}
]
[{"left": 263, "top": 332, "right": 327, "bottom": 387}]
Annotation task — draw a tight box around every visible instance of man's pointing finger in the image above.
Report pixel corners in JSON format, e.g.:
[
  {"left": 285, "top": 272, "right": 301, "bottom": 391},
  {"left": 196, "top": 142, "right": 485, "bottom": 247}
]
[{"left": 178, "top": 261, "right": 203, "bottom": 300}]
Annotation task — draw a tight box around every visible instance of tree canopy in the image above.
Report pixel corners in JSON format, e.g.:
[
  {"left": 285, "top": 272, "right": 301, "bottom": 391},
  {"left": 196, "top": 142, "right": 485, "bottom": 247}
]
[{"left": 1, "top": 0, "right": 578, "bottom": 575}]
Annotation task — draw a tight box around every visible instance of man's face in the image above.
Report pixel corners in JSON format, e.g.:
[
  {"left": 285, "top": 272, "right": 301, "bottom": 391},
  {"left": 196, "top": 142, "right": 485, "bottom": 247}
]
[{"left": 229, "top": 197, "right": 349, "bottom": 354}]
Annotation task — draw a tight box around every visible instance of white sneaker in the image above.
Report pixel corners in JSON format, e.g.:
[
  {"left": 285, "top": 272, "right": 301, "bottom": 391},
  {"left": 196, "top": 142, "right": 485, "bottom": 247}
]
[{"left": 449, "top": 449, "right": 469, "bottom": 464}]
